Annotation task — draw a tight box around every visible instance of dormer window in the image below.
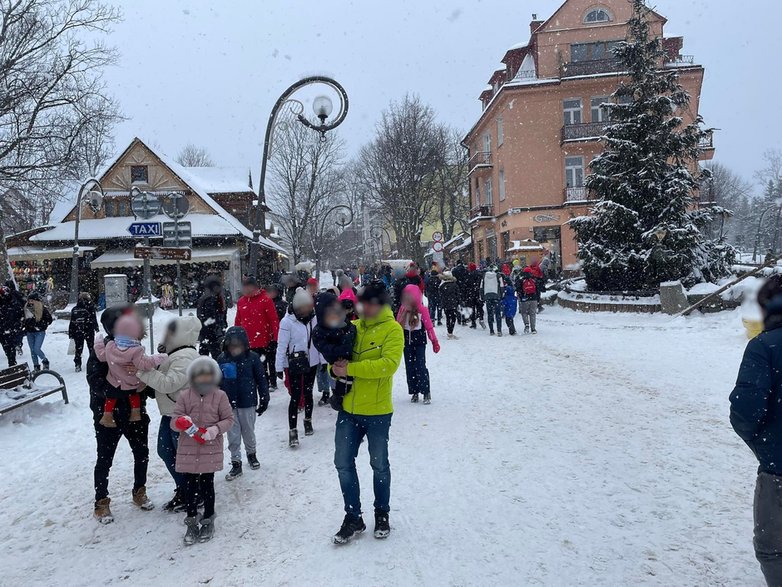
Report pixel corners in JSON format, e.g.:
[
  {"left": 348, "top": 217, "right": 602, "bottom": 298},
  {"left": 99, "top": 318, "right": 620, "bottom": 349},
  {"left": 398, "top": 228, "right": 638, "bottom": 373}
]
[{"left": 584, "top": 8, "right": 611, "bottom": 23}]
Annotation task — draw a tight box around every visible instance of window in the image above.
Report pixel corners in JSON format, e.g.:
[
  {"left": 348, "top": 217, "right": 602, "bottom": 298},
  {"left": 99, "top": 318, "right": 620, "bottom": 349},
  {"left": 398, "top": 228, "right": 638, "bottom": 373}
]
[
  {"left": 118, "top": 199, "right": 130, "bottom": 216},
  {"left": 565, "top": 156, "right": 585, "bottom": 188},
  {"left": 501, "top": 231, "right": 511, "bottom": 257},
  {"left": 474, "top": 178, "right": 481, "bottom": 206},
  {"left": 591, "top": 96, "right": 610, "bottom": 122},
  {"left": 104, "top": 200, "right": 116, "bottom": 217},
  {"left": 570, "top": 41, "right": 621, "bottom": 62},
  {"left": 499, "top": 169, "right": 506, "bottom": 201},
  {"left": 483, "top": 132, "right": 492, "bottom": 154},
  {"left": 130, "top": 165, "right": 148, "bottom": 184},
  {"left": 584, "top": 8, "right": 611, "bottom": 23},
  {"left": 563, "top": 99, "right": 582, "bottom": 125},
  {"left": 484, "top": 178, "right": 493, "bottom": 205},
  {"left": 497, "top": 115, "right": 504, "bottom": 146}
]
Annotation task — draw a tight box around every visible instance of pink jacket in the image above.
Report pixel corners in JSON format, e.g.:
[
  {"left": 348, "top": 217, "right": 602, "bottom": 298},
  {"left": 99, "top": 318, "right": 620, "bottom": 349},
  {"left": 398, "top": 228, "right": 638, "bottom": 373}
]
[
  {"left": 396, "top": 284, "right": 439, "bottom": 348},
  {"left": 94, "top": 315, "right": 168, "bottom": 390},
  {"left": 171, "top": 387, "right": 234, "bottom": 474}
]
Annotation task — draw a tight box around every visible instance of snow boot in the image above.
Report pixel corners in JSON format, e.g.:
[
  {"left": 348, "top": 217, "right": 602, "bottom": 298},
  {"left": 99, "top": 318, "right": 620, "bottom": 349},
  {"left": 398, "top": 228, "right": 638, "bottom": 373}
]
[
  {"left": 304, "top": 419, "right": 314, "bottom": 436},
  {"left": 318, "top": 391, "right": 330, "bottom": 406},
  {"left": 94, "top": 497, "right": 114, "bottom": 524},
  {"left": 489, "top": 331, "right": 495, "bottom": 336},
  {"left": 75, "top": 364, "right": 82, "bottom": 373},
  {"left": 531, "top": 329, "right": 538, "bottom": 334},
  {"left": 198, "top": 515, "right": 215, "bottom": 543},
  {"left": 289, "top": 429, "right": 299, "bottom": 448},
  {"left": 226, "top": 461, "right": 243, "bottom": 481},
  {"left": 479, "top": 320, "right": 486, "bottom": 330},
  {"left": 99, "top": 410, "right": 117, "bottom": 428},
  {"left": 374, "top": 511, "right": 391, "bottom": 539},
  {"left": 423, "top": 393, "right": 431, "bottom": 405},
  {"left": 247, "top": 453, "right": 260, "bottom": 470},
  {"left": 524, "top": 326, "right": 530, "bottom": 334},
  {"left": 41, "top": 359, "right": 49, "bottom": 370},
  {"left": 497, "top": 331, "right": 503, "bottom": 337},
  {"left": 411, "top": 393, "right": 419, "bottom": 403},
  {"left": 333, "top": 514, "right": 366, "bottom": 545},
  {"left": 132, "top": 486, "right": 154, "bottom": 510},
  {"left": 183, "top": 516, "right": 200, "bottom": 546},
  {"left": 163, "top": 489, "right": 185, "bottom": 512}
]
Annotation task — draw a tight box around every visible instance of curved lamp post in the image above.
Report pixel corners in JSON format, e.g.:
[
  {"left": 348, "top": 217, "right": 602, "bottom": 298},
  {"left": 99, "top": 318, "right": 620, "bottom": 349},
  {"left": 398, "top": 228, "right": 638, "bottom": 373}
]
[
  {"left": 249, "top": 76, "right": 349, "bottom": 279},
  {"left": 69, "top": 178, "right": 104, "bottom": 304},
  {"left": 753, "top": 202, "right": 782, "bottom": 262},
  {"left": 370, "top": 225, "right": 393, "bottom": 260},
  {"left": 312, "top": 204, "right": 353, "bottom": 279}
]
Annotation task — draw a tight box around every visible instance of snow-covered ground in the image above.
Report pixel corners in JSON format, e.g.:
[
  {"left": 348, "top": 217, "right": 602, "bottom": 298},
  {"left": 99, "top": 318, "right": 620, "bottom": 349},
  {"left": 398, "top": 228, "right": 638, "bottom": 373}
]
[{"left": 0, "top": 305, "right": 762, "bottom": 586}]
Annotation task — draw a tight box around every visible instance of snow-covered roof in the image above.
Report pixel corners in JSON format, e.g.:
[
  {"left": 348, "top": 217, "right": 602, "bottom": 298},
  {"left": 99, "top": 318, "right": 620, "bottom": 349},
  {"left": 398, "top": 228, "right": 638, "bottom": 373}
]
[
  {"left": 507, "top": 41, "right": 527, "bottom": 51},
  {"left": 184, "top": 167, "right": 253, "bottom": 194},
  {"left": 451, "top": 237, "right": 473, "bottom": 252},
  {"left": 7, "top": 245, "right": 95, "bottom": 260},
  {"left": 507, "top": 239, "right": 545, "bottom": 252}
]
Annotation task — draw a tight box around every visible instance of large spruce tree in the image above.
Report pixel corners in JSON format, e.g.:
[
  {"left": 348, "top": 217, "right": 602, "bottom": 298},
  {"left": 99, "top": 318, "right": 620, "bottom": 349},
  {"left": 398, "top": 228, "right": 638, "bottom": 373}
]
[{"left": 571, "top": 0, "right": 729, "bottom": 291}]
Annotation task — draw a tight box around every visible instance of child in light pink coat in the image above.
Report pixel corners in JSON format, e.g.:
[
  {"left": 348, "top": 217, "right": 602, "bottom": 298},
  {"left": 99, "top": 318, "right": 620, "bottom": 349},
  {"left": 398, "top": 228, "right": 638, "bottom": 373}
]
[
  {"left": 396, "top": 284, "right": 440, "bottom": 404},
  {"left": 95, "top": 313, "right": 167, "bottom": 426}
]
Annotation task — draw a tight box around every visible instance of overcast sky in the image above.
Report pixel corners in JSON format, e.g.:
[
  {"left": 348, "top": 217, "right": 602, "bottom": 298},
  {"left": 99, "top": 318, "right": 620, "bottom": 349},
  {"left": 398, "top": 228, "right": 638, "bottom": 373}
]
[{"left": 103, "top": 0, "right": 777, "bottom": 189}]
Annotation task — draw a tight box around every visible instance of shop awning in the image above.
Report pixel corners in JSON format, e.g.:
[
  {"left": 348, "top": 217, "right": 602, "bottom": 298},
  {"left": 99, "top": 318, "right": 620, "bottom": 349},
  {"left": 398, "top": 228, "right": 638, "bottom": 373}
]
[
  {"left": 90, "top": 247, "right": 240, "bottom": 269},
  {"left": 6, "top": 246, "right": 95, "bottom": 261}
]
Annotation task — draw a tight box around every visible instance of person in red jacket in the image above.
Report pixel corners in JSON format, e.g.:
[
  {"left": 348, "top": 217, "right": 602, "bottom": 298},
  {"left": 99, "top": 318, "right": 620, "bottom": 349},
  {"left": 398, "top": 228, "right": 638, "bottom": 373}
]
[{"left": 235, "top": 276, "right": 280, "bottom": 390}]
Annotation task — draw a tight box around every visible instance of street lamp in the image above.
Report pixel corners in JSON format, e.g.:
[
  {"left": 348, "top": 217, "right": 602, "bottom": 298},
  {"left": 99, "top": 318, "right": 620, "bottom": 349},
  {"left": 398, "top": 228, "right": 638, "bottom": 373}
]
[
  {"left": 69, "top": 178, "right": 104, "bottom": 304},
  {"left": 312, "top": 204, "right": 353, "bottom": 280},
  {"left": 370, "top": 225, "right": 393, "bottom": 260},
  {"left": 249, "top": 76, "right": 349, "bottom": 280},
  {"left": 754, "top": 201, "right": 782, "bottom": 262}
]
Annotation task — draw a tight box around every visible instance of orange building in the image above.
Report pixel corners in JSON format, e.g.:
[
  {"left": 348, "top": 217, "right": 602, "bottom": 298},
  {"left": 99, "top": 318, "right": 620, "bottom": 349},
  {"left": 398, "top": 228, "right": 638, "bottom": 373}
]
[{"left": 463, "top": 0, "right": 714, "bottom": 271}]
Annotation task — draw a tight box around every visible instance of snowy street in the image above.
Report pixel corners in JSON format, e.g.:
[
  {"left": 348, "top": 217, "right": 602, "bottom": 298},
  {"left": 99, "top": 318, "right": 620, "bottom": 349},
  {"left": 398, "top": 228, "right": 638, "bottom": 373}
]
[{"left": 0, "top": 306, "right": 760, "bottom": 585}]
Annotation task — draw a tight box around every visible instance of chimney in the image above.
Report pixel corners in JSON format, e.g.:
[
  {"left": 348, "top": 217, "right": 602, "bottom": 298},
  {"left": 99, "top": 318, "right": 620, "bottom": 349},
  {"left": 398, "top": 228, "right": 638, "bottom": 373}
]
[{"left": 530, "top": 14, "right": 544, "bottom": 35}]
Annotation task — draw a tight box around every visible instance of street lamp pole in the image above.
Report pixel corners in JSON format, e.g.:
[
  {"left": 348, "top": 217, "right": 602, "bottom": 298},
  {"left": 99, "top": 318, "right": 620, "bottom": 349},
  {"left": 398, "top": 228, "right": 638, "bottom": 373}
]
[
  {"left": 69, "top": 178, "right": 103, "bottom": 305},
  {"left": 249, "top": 76, "right": 349, "bottom": 280},
  {"left": 313, "top": 204, "right": 353, "bottom": 280}
]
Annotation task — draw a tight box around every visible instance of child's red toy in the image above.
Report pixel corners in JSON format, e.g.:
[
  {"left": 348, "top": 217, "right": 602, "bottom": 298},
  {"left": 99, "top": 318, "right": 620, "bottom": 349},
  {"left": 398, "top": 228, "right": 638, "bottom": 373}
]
[{"left": 174, "top": 416, "right": 207, "bottom": 445}]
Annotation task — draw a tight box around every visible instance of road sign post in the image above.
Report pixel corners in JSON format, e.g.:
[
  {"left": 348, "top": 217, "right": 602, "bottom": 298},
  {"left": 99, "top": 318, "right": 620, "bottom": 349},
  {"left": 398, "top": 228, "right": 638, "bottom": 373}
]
[
  {"left": 134, "top": 246, "right": 193, "bottom": 261},
  {"left": 130, "top": 189, "right": 161, "bottom": 352},
  {"left": 163, "top": 193, "right": 190, "bottom": 316}
]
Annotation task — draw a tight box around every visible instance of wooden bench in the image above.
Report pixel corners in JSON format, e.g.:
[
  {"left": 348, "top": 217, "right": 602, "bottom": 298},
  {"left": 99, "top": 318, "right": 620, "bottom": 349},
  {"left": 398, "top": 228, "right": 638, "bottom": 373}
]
[{"left": 0, "top": 363, "right": 68, "bottom": 416}]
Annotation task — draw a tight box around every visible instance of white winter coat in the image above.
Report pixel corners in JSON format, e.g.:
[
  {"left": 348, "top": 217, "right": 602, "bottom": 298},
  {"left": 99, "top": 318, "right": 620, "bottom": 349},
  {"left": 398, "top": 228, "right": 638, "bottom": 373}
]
[
  {"left": 137, "top": 315, "right": 202, "bottom": 416},
  {"left": 275, "top": 313, "right": 323, "bottom": 372}
]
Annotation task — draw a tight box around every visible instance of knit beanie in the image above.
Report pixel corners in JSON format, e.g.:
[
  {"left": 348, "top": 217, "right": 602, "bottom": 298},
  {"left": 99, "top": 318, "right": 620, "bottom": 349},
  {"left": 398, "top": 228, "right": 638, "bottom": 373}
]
[{"left": 291, "top": 287, "right": 313, "bottom": 310}]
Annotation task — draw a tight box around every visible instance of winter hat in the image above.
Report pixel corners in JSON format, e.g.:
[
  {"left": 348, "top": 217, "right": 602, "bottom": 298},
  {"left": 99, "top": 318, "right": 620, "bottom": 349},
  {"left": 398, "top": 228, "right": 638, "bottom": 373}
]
[
  {"left": 101, "top": 304, "right": 133, "bottom": 335},
  {"left": 79, "top": 292, "right": 92, "bottom": 303},
  {"left": 468, "top": 262, "right": 477, "bottom": 271},
  {"left": 187, "top": 356, "right": 222, "bottom": 395},
  {"left": 512, "top": 259, "right": 521, "bottom": 267},
  {"left": 291, "top": 287, "right": 314, "bottom": 310},
  {"left": 338, "top": 274, "right": 354, "bottom": 292},
  {"left": 357, "top": 280, "right": 390, "bottom": 306},
  {"left": 307, "top": 277, "right": 319, "bottom": 287},
  {"left": 440, "top": 271, "right": 455, "bottom": 281}
]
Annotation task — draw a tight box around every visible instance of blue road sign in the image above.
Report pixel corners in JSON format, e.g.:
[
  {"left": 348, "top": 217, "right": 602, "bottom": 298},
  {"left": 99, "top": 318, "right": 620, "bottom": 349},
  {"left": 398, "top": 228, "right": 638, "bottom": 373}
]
[{"left": 127, "top": 222, "right": 162, "bottom": 238}]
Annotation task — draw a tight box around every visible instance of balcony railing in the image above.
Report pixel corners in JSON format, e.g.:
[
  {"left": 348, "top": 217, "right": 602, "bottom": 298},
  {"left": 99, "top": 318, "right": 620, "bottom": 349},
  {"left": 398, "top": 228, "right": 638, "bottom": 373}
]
[
  {"left": 562, "top": 121, "right": 608, "bottom": 142},
  {"left": 665, "top": 54, "right": 695, "bottom": 66},
  {"left": 699, "top": 130, "right": 714, "bottom": 149},
  {"left": 565, "top": 187, "right": 592, "bottom": 202},
  {"left": 467, "top": 151, "right": 493, "bottom": 175},
  {"left": 469, "top": 204, "right": 494, "bottom": 220},
  {"left": 561, "top": 58, "right": 624, "bottom": 78}
]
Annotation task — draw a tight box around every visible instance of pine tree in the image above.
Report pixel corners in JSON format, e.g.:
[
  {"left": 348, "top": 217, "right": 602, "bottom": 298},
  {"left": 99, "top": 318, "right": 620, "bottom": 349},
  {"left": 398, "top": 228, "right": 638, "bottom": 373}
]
[{"left": 570, "top": 0, "right": 731, "bottom": 291}]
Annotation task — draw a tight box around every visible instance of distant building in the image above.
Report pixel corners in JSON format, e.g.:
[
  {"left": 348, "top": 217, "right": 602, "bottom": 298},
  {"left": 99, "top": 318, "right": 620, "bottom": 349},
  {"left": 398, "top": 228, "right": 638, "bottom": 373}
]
[{"left": 463, "top": 0, "right": 714, "bottom": 271}]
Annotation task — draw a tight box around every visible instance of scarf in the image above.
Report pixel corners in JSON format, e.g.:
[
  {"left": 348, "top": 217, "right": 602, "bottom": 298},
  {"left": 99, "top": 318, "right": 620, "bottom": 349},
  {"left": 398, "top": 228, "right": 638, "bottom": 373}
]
[{"left": 114, "top": 335, "right": 141, "bottom": 350}]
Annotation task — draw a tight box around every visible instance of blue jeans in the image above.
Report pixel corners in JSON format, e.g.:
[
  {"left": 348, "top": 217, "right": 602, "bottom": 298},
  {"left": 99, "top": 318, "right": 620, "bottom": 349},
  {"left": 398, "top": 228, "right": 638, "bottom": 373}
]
[
  {"left": 26, "top": 332, "right": 47, "bottom": 367},
  {"left": 316, "top": 366, "right": 333, "bottom": 394},
  {"left": 157, "top": 416, "right": 183, "bottom": 489},
  {"left": 485, "top": 298, "right": 503, "bottom": 333},
  {"left": 334, "top": 412, "right": 392, "bottom": 516}
]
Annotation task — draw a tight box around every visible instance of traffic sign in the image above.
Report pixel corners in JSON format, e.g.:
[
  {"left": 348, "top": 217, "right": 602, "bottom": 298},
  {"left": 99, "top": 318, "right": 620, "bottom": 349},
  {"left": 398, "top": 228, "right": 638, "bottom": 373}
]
[
  {"left": 432, "top": 231, "right": 443, "bottom": 243},
  {"left": 131, "top": 191, "right": 161, "bottom": 219},
  {"left": 162, "top": 221, "right": 192, "bottom": 248},
  {"left": 127, "top": 222, "right": 162, "bottom": 238},
  {"left": 134, "top": 246, "right": 192, "bottom": 261},
  {"left": 432, "top": 241, "right": 444, "bottom": 253},
  {"left": 162, "top": 192, "right": 190, "bottom": 220}
]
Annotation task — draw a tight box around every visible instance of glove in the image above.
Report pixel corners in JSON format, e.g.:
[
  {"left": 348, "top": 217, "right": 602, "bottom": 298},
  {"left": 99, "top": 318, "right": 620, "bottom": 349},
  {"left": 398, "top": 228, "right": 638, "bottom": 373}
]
[
  {"left": 256, "top": 393, "right": 269, "bottom": 416},
  {"left": 201, "top": 426, "right": 219, "bottom": 442},
  {"left": 173, "top": 416, "right": 206, "bottom": 444},
  {"left": 276, "top": 371, "right": 284, "bottom": 380},
  {"left": 329, "top": 391, "right": 345, "bottom": 412},
  {"left": 432, "top": 341, "right": 441, "bottom": 354}
]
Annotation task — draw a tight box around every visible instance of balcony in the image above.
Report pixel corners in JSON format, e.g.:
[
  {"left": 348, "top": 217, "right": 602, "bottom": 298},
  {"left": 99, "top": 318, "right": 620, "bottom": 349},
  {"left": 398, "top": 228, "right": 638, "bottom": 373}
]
[
  {"left": 565, "top": 187, "right": 594, "bottom": 203},
  {"left": 699, "top": 130, "right": 714, "bottom": 149},
  {"left": 467, "top": 151, "right": 492, "bottom": 176},
  {"left": 561, "top": 58, "right": 624, "bottom": 78},
  {"left": 664, "top": 54, "right": 695, "bottom": 66},
  {"left": 562, "top": 121, "right": 608, "bottom": 142},
  {"left": 469, "top": 204, "right": 494, "bottom": 222}
]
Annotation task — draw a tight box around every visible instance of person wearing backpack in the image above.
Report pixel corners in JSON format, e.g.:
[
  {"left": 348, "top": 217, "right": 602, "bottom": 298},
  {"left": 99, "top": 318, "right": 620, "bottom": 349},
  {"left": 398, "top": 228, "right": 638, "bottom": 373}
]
[
  {"left": 480, "top": 265, "right": 504, "bottom": 336},
  {"left": 516, "top": 267, "right": 538, "bottom": 334},
  {"left": 69, "top": 292, "right": 99, "bottom": 372}
]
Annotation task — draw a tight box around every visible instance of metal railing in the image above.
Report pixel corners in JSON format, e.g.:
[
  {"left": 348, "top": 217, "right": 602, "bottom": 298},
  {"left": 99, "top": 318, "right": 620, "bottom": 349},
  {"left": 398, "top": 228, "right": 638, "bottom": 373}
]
[
  {"left": 561, "top": 58, "right": 624, "bottom": 77},
  {"left": 565, "top": 187, "right": 590, "bottom": 202},
  {"left": 469, "top": 204, "right": 494, "bottom": 220},
  {"left": 665, "top": 54, "right": 695, "bottom": 65},
  {"left": 562, "top": 121, "right": 608, "bottom": 142},
  {"left": 699, "top": 130, "right": 714, "bottom": 149},
  {"left": 467, "top": 151, "right": 493, "bottom": 175}
]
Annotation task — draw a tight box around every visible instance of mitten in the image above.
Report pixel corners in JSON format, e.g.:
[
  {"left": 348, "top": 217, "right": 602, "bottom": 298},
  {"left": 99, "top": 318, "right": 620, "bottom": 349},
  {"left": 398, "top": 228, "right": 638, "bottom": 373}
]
[
  {"left": 257, "top": 393, "right": 269, "bottom": 416},
  {"left": 174, "top": 415, "right": 207, "bottom": 444},
  {"left": 201, "top": 426, "right": 219, "bottom": 442},
  {"left": 432, "top": 341, "right": 441, "bottom": 354},
  {"left": 329, "top": 390, "right": 345, "bottom": 412}
]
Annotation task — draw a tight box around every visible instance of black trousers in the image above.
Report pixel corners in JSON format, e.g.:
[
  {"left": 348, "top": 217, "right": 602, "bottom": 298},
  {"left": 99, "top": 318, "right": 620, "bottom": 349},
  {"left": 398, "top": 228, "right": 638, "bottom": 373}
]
[
  {"left": 1, "top": 338, "right": 17, "bottom": 367},
  {"left": 199, "top": 340, "right": 222, "bottom": 359},
  {"left": 288, "top": 366, "right": 317, "bottom": 430},
  {"left": 72, "top": 334, "right": 94, "bottom": 366},
  {"left": 444, "top": 309, "right": 458, "bottom": 334},
  {"left": 183, "top": 472, "right": 215, "bottom": 518},
  {"left": 469, "top": 300, "right": 484, "bottom": 325},
  {"left": 253, "top": 345, "right": 277, "bottom": 388},
  {"left": 93, "top": 417, "right": 149, "bottom": 502}
]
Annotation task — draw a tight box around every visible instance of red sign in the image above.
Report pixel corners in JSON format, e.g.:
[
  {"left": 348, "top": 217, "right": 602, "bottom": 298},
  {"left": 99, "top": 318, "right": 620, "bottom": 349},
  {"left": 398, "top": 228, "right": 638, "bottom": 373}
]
[
  {"left": 432, "top": 241, "right": 444, "bottom": 253},
  {"left": 134, "top": 246, "right": 192, "bottom": 261}
]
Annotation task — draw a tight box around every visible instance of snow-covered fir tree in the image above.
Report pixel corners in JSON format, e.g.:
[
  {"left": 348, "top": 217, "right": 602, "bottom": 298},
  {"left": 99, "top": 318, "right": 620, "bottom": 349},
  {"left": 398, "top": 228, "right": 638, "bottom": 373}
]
[{"left": 571, "top": 0, "right": 733, "bottom": 291}]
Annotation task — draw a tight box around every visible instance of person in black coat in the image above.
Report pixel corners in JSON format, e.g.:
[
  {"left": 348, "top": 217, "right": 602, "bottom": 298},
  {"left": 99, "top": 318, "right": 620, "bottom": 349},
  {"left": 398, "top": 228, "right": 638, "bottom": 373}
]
[
  {"left": 438, "top": 272, "right": 461, "bottom": 338},
  {"left": 217, "top": 326, "right": 269, "bottom": 477},
  {"left": 267, "top": 283, "right": 289, "bottom": 320},
  {"left": 69, "top": 292, "right": 99, "bottom": 372},
  {"left": 731, "top": 275, "right": 782, "bottom": 585},
  {"left": 312, "top": 291, "right": 356, "bottom": 411},
  {"left": 0, "top": 284, "right": 25, "bottom": 367},
  {"left": 87, "top": 304, "right": 153, "bottom": 523},
  {"left": 196, "top": 275, "right": 227, "bottom": 359},
  {"left": 425, "top": 268, "right": 443, "bottom": 326}
]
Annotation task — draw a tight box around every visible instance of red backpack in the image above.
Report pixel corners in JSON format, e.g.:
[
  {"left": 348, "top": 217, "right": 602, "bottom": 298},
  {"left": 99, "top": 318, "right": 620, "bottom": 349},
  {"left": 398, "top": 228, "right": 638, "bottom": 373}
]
[{"left": 522, "top": 277, "right": 537, "bottom": 296}]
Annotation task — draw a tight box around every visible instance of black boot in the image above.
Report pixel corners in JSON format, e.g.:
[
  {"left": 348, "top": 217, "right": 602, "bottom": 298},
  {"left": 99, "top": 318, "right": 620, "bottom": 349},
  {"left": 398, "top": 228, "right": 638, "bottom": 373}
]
[
  {"left": 289, "top": 429, "right": 299, "bottom": 448},
  {"left": 247, "top": 453, "right": 260, "bottom": 470},
  {"left": 318, "top": 391, "right": 330, "bottom": 406},
  {"left": 225, "top": 461, "right": 243, "bottom": 481},
  {"left": 333, "top": 514, "right": 366, "bottom": 545},
  {"left": 163, "top": 489, "right": 185, "bottom": 512},
  {"left": 374, "top": 510, "right": 390, "bottom": 539},
  {"left": 304, "top": 419, "right": 314, "bottom": 436},
  {"left": 42, "top": 359, "right": 49, "bottom": 370}
]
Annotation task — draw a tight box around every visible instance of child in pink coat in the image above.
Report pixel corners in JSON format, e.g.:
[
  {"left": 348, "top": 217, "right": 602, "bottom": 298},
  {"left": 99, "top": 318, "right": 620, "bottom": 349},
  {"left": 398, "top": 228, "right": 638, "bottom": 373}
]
[
  {"left": 396, "top": 284, "right": 440, "bottom": 404},
  {"left": 95, "top": 313, "right": 167, "bottom": 427}
]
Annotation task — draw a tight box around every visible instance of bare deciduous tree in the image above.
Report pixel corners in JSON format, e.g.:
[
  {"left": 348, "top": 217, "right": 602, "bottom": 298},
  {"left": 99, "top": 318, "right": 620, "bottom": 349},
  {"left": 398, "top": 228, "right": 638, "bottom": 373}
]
[
  {"left": 175, "top": 144, "right": 215, "bottom": 167},
  {"left": 0, "top": 0, "right": 122, "bottom": 281},
  {"left": 356, "top": 94, "right": 446, "bottom": 263},
  {"left": 267, "top": 122, "right": 346, "bottom": 264},
  {"left": 431, "top": 128, "right": 469, "bottom": 242}
]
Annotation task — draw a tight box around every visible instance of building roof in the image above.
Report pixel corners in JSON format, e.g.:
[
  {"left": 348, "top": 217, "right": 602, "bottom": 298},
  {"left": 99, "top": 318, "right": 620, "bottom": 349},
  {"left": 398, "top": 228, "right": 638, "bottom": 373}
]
[{"left": 184, "top": 166, "right": 253, "bottom": 194}]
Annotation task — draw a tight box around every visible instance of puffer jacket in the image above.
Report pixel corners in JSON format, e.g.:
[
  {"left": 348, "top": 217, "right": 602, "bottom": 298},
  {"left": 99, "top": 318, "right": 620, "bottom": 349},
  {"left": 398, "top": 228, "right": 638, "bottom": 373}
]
[
  {"left": 172, "top": 386, "right": 234, "bottom": 474},
  {"left": 396, "top": 284, "right": 438, "bottom": 349},
  {"left": 341, "top": 305, "right": 404, "bottom": 416},
  {"left": 136, "top": 315, "right": 201, "bottom": 416},
  {"left": 439, "top": 275, "right": 461, "bottom": 311},
  {"left": 69, "top": 299, "right": 99, "bottom": 339},
  {"left": 502, "top": 285, "right": 517, "bottom": 317},
  {"left": 275, "top": 312, "right": 323, "bottom": 371},
  {"left": 217, "top": 326, "right": 269, "bottom": 410}
]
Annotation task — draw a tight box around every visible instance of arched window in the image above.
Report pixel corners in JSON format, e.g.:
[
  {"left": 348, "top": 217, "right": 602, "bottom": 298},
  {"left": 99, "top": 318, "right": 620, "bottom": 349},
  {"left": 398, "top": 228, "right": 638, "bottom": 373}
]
[{"left": 584, "top": 8, "right": 611, "bottom": 23}]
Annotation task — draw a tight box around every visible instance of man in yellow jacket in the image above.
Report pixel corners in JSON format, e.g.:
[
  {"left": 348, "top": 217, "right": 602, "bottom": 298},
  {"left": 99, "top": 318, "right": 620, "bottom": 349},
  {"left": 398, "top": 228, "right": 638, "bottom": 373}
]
[{"left": 330, "top": 281, "right": 404, "bottom": 545}]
